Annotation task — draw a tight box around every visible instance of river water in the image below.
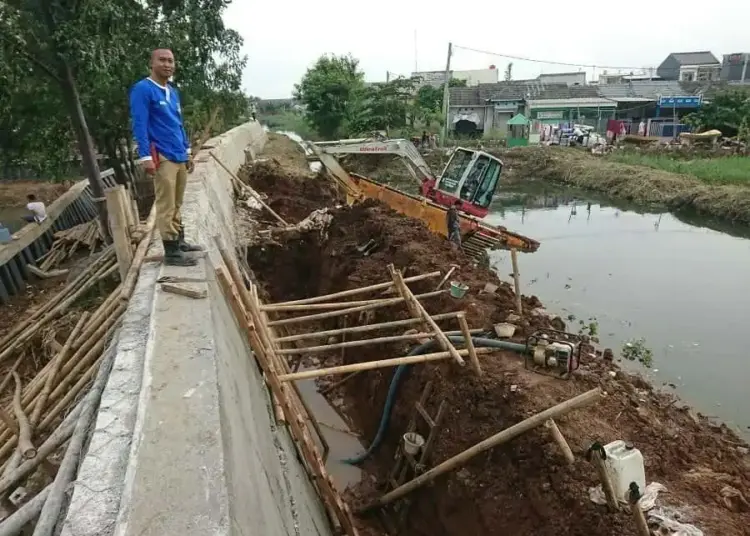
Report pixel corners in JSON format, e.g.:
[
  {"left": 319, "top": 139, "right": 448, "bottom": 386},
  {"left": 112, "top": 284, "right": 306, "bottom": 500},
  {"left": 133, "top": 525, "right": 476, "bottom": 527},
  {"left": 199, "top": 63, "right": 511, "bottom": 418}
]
[{"left": 486, "top": 182, "right": 750, "bottom": 436}]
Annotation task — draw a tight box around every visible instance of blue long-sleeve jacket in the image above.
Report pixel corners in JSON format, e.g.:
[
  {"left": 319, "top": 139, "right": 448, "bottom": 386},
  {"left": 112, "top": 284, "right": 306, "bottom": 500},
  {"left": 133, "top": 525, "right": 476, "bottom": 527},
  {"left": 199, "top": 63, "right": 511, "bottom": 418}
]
[{"left": 129, "top": 78, "right": 191, "bottom": 164}]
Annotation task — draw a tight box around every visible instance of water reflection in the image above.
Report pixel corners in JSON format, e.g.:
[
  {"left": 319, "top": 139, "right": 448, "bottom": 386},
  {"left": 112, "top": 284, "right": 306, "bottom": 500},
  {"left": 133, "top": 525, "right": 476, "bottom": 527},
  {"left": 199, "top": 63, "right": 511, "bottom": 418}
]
[{"left": 487, "top": 181, "right": 750, "bottom": 437}]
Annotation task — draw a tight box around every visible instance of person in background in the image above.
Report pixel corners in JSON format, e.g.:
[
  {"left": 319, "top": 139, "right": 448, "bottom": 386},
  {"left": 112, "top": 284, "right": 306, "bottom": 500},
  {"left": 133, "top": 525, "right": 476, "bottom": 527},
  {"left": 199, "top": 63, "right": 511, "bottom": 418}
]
[
  {"left": 129, "top": 47, "right": 203, "bottom": 267},
  {"left": 446, "top": 199, "right": 462, "bottom": 249},
  {"left": 22, "top": 194, "right": 47, "bottom": 224}
]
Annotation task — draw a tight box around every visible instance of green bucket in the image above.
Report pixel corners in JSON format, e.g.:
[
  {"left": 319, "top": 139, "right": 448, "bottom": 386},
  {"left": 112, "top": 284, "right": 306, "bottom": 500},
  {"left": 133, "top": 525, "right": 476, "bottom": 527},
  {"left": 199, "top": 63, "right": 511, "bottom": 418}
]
[{"left": 449, "top": 281, "right": 468, "bottom": 299}]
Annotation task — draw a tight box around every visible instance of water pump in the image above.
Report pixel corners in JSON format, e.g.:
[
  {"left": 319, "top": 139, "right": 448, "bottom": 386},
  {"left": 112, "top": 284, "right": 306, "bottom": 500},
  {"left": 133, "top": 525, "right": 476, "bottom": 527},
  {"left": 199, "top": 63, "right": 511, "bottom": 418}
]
[{"left": 525, "top": 329, "right": 582, "bottom": 378}]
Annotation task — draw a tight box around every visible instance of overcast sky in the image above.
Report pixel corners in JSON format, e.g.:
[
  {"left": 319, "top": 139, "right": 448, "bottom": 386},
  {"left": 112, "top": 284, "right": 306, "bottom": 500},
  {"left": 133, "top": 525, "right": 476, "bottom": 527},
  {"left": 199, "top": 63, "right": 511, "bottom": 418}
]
[{"left": 225, "top": 0, "right": 749, "bottom": 99}]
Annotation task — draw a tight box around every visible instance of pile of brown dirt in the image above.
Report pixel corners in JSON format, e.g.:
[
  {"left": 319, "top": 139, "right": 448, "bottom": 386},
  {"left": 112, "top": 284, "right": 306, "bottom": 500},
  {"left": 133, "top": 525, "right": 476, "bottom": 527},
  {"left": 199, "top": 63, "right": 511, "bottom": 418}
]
[
  {"left": 262, "top": 132, "right": 311, "bottom": 173},
  {"left": 238, "top": 158, "right": 338, "bottom": 223},
  {"left": 243, "top": 142, "right": 750, "bottom": 536}
]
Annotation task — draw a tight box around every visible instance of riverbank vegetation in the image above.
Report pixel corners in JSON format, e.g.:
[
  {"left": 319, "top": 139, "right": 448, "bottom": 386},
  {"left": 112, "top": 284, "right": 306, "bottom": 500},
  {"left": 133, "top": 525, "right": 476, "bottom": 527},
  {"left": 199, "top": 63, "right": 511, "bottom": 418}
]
[
  {"left": 500, "top": 146, "right": 750, "bottom": 224},
  {"left": 606, "top": 153, "right": 750, "bottom": 185}
]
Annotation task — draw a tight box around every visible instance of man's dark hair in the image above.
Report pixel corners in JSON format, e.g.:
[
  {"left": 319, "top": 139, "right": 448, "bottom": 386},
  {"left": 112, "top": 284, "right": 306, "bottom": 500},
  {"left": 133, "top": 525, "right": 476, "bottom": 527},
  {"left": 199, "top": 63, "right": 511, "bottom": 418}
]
[
  {"left": 27, "top": 194, "right": 36, "bottom": 202},
  {"left": 453, "top": 199, "right": 462, "bottom": 207}
]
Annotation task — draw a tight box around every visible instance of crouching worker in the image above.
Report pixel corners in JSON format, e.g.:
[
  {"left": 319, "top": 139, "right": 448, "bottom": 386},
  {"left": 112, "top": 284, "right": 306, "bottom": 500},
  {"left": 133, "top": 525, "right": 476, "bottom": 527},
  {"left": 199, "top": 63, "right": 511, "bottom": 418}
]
[
  {"left": 446, "top": 199, "right": 462, "bottom": 249},
  {"left": 129, "top": 47, "right": 203, "bottom": 266}
]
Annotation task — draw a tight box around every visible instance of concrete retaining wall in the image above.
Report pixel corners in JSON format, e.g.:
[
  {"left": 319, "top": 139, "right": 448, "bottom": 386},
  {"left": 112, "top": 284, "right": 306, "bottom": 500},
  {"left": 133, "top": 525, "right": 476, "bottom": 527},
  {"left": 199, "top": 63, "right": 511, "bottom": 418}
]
[{"left": 62, "top": 122, "right": 333, "bottom": 536}]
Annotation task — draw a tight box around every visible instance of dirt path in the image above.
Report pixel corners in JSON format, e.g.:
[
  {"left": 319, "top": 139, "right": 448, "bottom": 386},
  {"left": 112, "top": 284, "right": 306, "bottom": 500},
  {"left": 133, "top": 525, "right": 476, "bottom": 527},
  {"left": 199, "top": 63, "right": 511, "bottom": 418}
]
[{"left": 240, "top": 134, "right": 750, "bottom": 536}]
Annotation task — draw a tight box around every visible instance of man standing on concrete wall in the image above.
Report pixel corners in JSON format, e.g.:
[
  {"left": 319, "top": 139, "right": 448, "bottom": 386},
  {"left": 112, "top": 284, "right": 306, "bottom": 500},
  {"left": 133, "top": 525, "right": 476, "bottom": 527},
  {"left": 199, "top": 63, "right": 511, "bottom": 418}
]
[{"left": 129, "top": 48, "right": 203, "bottom": 266}]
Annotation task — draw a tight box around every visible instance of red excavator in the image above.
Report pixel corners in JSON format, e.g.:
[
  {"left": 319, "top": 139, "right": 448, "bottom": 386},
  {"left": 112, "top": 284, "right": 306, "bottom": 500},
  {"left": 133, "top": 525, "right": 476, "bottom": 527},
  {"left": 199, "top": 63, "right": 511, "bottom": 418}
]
[{"left": 307, "top": 137, "right": 539, "bottom": 257}]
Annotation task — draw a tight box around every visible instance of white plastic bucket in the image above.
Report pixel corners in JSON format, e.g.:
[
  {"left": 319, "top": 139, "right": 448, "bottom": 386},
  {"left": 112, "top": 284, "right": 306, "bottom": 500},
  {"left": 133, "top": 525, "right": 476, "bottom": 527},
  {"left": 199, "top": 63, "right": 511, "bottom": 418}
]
[
  {"left": 604, "top": 440, "right": 646, "bottom": 502},
  {"left": 402, "top": 432, "right": 425, "bottom": 456},
  {"left": 494, "top": 322, "right": 517, "bottom": 338}
]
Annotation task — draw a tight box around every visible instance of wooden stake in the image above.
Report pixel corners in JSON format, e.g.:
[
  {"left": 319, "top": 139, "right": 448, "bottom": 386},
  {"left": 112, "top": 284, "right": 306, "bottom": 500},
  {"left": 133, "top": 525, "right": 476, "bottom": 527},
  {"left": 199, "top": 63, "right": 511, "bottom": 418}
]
[
  {"left": 275, "top": 312, "right": 461, "bottom": 343},
  {"left": 359, "top": 388, "right": 604, "bottom": 513},
  {"left": 545, "top": 419, "right": 574, "bottom": 465},
  {"left": 160, "top": 283, "right": 207, "bottom": 300},
  {"left": 27, "top": 266, "right": 69, "bottom": 280},
  {"left": 268, "top": 290, "right": 446, "bottom": 327},
  {"left": 209, "top": 152, "right": 288, "bottom": 226},
  {"left": 388, "top": 264, "right": 465, "bottom": 366},
  {"left": 588, "top": 443, "right": 620, "bottom": 512},
  {"left": 272, "top": 271, "right": 442, "bottom": 306},
  {"left": 105, "top": 187, "right": 134, "bottom": 281},
  {"left": 434, "top": 265, "right": 458, "bottom": 291},
  {"left": 629, "top": 485, "right": 651, "bottom": 536},
  {"left": 456, "top": 313, "right": 481, "bottom": 375},
  {"left": 510, "top": 248, "right": 522, "bottom": 316},
  {"left": 278, "top": 348, "right": 494, "bottom": 382}
]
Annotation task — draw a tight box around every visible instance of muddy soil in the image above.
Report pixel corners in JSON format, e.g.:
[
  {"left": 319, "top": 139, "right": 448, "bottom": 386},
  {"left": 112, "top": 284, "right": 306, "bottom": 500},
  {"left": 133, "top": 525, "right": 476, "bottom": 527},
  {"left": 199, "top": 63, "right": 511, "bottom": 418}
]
[
  {"left": 242, "top": 134, "right": 750, "bottom": 536},
  {"left": 0, "top": 180, "right": 67, "bottom": 209}
]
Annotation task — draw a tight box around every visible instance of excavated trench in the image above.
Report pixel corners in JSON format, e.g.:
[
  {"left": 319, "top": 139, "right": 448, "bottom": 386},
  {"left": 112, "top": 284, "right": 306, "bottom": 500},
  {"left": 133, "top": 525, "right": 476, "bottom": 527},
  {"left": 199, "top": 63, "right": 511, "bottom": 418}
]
[{"left": 238, "top": 156, "right": 750, "bottom": 536}]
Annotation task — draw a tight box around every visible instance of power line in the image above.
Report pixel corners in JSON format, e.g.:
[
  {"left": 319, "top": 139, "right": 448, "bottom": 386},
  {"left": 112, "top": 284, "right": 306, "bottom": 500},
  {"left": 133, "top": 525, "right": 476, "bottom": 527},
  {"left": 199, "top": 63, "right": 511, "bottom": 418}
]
[{"left": 452, "top": 44, "right": 657, "bottom": 73}]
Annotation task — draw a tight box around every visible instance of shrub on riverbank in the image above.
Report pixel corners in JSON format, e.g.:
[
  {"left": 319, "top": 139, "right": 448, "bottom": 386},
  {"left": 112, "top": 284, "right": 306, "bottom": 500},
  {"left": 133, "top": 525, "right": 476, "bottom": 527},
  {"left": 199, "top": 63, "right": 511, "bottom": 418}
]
[
  {"left": 607, "top": 153, "right": 750, "bottom": 185},
  {"left": 500, "top": 146, "right": 750, "bottom": 224}
]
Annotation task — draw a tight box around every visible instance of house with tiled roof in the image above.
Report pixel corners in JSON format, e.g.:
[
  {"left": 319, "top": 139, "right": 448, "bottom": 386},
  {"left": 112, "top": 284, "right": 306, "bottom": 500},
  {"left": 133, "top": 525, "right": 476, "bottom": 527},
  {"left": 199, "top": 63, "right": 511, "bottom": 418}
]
[{"left": 656, "top": 51, "right": 720, "bottom": 82}]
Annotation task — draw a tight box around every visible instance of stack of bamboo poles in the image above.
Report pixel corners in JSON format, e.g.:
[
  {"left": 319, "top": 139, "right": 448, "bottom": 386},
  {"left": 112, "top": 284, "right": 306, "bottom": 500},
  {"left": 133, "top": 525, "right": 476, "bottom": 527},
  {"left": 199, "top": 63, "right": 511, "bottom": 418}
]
[
  {"left": 34, "top": 222, "right": 104, "bottom": 274},
  {"left": 0, "top": 199, "right": 156, "bottom": 534}
]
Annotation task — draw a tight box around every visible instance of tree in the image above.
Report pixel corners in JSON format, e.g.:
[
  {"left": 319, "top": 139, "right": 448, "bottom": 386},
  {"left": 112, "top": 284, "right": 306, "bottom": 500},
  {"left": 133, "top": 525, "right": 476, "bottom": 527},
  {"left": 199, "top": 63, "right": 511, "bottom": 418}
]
[
  {"left": 294, "top": 54, "right": 364, "bottom": 138},
  {"left": 0, "top": 0, "right": 248, "bottom": 205},
  {"left": 684, "top": 90, "right": 750, "bottom": 138},
  {"left": 347, "top": 77, "right": 416, "bottom": 135},
  {"left": 504, "top": 63, "right": 513, "bottom": 82}
]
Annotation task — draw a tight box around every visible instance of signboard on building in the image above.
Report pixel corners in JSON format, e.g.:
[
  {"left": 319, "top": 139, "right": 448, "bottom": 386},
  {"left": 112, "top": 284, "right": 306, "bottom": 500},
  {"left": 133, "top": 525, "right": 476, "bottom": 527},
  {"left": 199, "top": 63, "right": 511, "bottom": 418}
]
[
  {"left": 658, "top": 96, "right": 702, "bottom": 108},
  {"left": 537, "top": 111, "right": 564, "bottom": 120}
]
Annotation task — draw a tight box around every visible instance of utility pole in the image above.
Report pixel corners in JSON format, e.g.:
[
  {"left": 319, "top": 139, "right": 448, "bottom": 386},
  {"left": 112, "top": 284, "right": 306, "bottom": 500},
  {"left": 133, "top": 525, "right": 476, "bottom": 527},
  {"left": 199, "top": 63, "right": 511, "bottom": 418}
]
[{"left": 441, "top": 42, "right": 453, "bottom": 143}]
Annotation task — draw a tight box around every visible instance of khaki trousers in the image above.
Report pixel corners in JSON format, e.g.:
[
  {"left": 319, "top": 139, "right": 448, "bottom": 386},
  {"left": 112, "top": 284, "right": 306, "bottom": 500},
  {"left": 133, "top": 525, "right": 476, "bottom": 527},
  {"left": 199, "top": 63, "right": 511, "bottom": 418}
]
[{"left": 153, "top": 154, "right": 187, "bottom": 241}]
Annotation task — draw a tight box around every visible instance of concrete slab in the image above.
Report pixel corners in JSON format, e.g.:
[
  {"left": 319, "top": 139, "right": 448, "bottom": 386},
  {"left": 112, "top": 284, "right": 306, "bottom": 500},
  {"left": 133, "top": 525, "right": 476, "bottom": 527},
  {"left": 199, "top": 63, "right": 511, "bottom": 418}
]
[{"left": 63, "top": 123, "right": 333, "bottom": 536}]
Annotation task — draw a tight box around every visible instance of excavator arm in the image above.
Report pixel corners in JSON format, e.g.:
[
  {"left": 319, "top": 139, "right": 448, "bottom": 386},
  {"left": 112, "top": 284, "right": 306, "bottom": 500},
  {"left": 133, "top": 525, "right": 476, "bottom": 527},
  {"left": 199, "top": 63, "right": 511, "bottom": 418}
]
[
  {"left": 307, "top": 141, "right": 540, "bottom": 254},
  {"left": 313, "top": 138, "right": 435, "bottom": 187}
]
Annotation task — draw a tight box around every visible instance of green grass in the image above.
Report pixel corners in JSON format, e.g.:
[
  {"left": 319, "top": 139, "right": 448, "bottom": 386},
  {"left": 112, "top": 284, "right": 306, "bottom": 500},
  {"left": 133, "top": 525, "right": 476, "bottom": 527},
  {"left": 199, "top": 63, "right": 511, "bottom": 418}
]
[
  {"left": 606, "top": 153, "right": 750, "bottom": 185},
  {"left": 258, "top": 110, "right": 319, "bottom": 140}
]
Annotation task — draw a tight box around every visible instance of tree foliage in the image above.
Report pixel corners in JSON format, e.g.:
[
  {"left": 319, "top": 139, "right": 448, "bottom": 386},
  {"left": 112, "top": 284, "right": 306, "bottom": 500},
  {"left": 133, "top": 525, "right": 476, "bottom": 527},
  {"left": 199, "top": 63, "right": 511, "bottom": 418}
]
[
  {"left": 684, "top": 90, "right": 750, "bottom": 138},
  {"left": 295, "top": 54, "right": 471, "bottom": 139},
  {"left": 0, "top": 0, "right": 249, "bottom": 183},
  {"left": 294, "top": 54, "right": 364, "bottom": 139}
]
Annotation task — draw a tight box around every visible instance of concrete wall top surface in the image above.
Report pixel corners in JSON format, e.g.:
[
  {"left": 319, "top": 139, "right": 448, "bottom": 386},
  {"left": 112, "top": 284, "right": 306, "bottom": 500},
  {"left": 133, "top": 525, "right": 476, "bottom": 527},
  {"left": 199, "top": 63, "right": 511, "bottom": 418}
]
[{"left": 62, "top": 122, "right": 332, "bottom": 536}]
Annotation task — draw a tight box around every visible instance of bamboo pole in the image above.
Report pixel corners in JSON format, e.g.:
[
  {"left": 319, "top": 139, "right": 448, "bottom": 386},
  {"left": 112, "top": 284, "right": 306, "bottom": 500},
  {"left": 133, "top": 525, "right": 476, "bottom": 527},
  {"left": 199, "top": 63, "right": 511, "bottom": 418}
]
[
  {"left": 388, "top": 264, "right": 464, "bottom": 366},
  {"left": 279, "top": 348, "right": 494, "bottom": 382},
  {"left": 11, "top": 373, "right": 35, "bottom": 459},
  {"left": 275, "top": 312, "right": 461, "bottom": 343},
  {"left": 0, "top": 485, "right": 51, "bottom": 536},
  {"left": 268, "top": 290, "right": 446, "bottom": 327},
  {"left": 589, "top": 443, "right": 619, "bottom": 512},
  {"left": 277, "top": 332, "right": 436, "bottom": 355},
  {"left": 120, "top": 204, "right": 156, "bottom": 301},
  {"left": 262, "top": 297, "right": 391, "bottom": 312},
  {"left": 30, "top": 312, "right": 90, "bottom": 428},
  {"left": 359, "top": 388, "right": 605, "bottom": 513},
  {"left": 106, "top": 187, "right": 133, "bottom": 281},
  {"left": 434, "top": 265, "right": 458, "bottom": 291},
  {"left": 0, "top": 404, "right": 82, "bottom": 496},
  {"left": 210, "top": 152, "right": 288, "bottom": 226},
  {"left": 456, "top": 313, "right": 481, "bottom": 375},
  {"left": 628, "top": 485, "right": 651, "bottom": 536},
  {"left": 545, "top": 419, "right": 574, "bottom": 465},
  {"left": 510, "top": 248, "right": 522, "bottom": 316},
  {"left": 272, "top": 271, "right": 442, "bottom": 307}
]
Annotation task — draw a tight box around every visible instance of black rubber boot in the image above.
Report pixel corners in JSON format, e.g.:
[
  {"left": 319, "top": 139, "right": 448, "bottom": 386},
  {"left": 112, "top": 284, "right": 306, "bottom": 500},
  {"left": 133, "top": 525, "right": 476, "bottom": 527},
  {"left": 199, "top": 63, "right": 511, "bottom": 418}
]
[
  {"left": 163, "top": 240, "right": 198, "bottom": 266},
  {"left": 178, "top": 227, "right": 204, "bottom": 252}
]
